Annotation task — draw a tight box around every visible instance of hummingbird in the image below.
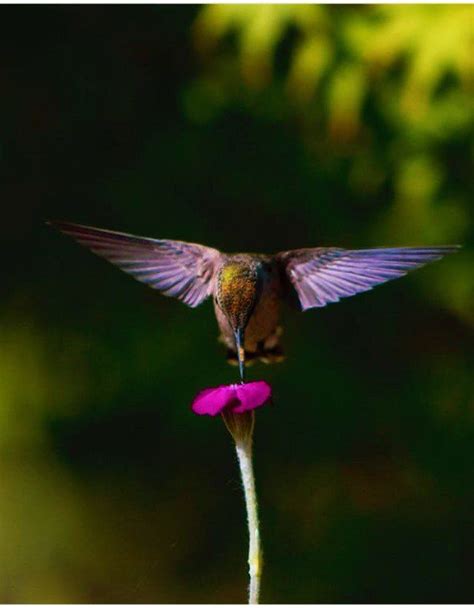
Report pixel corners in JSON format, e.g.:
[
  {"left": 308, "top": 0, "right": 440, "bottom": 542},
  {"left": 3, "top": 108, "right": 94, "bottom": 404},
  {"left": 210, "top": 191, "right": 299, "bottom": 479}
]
[{"left": 49, "top": 221, "right": 459, "bottom": 381}]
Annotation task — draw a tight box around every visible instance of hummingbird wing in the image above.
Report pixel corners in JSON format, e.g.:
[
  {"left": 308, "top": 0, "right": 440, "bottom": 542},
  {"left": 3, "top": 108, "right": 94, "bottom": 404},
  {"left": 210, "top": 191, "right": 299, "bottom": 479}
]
[
  {"left": 49, "top": 221, "right": 222, "bottom": 308},
  {"left": 276, "top": 246, "right": 459, "bottom": 311}
]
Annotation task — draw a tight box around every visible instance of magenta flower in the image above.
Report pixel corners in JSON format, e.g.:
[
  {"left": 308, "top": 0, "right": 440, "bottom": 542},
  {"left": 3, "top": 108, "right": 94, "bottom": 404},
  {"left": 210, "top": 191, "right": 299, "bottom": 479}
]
[{"left": 191, "top": 380, "right": 272, "bottom": 416}]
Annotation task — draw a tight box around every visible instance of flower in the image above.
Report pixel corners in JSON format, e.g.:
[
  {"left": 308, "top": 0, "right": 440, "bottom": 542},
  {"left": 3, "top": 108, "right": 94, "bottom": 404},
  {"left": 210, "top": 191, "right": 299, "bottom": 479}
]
[{"left": 191, "top": 381, "right": 272, "bottom": 416}]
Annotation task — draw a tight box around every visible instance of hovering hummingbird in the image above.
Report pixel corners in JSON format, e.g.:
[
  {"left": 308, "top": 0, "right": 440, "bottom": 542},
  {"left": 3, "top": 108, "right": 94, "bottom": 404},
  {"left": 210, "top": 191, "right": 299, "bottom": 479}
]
[{"left": 49, "top": 221, "right": 459, "bottom": 380}]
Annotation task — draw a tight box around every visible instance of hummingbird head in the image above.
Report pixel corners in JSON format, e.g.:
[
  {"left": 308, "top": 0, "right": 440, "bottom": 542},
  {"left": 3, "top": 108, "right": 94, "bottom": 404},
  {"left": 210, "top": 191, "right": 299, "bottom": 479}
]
[{"left": 216, "top": 260, "right": 261, "bottom": 381}]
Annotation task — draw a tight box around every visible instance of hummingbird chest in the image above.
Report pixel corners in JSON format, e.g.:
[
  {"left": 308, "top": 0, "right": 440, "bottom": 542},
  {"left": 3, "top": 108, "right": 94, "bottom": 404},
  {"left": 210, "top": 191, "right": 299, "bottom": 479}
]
[
  {"left": 214, "top": 269, "right": 281, "bottom": 353},
  {"left": 245, "top": 287, "right": 281, "bottom": 350}
]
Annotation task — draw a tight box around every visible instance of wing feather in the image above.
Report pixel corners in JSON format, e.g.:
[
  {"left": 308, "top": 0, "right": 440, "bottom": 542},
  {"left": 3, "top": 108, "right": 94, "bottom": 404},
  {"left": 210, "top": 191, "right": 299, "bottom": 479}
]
[
  {"left": 49, "top": 221, "right": 221, "bottom": 308},
  {"left": 276, "top": 246, "right": 459, "bottom": 311}
]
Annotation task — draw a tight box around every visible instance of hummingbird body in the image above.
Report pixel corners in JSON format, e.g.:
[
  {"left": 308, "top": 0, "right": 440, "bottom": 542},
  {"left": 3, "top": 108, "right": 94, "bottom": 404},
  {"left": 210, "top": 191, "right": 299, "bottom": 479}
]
[
  {"left": 49, "top": 221, "right": 459, "bottom": 380},
  {"left": 213, "top": 256, "right": 283, "bottom": 363}
]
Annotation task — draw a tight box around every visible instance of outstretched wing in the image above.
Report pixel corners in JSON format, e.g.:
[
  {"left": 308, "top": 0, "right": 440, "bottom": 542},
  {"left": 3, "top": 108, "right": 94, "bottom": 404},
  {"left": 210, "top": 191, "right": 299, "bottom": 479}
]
[
  {"left": 276, "top": 246, "right": 459, "bottom": 311},
  {"left": 50, "top": 221, "right": 222, "bottom": 308}
]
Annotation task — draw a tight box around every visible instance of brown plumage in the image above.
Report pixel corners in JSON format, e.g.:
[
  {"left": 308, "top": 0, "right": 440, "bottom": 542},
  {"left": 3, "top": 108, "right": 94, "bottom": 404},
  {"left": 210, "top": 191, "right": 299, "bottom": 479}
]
[
  {"left": 213, "top": 255, "right": 283, "bottom": 371},
  {"left": 49, "top": 221, "right": 459, "bottom": 380}
]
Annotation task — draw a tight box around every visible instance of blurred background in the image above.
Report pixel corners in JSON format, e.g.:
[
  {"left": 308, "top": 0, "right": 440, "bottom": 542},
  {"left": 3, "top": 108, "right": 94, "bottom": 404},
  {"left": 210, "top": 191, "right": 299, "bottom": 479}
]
[{"left": 0, "top": 4, "right": 473, "bottom": 603}]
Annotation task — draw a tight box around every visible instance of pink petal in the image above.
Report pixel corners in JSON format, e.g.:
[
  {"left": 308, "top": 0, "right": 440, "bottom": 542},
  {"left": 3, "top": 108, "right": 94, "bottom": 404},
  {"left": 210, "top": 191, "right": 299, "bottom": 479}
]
[
  {"left": 191, "top": 384, "right": 238, "bottom": 416},
  {"left": 233, "top": 381, "right": 272, "bottom": 413},
  {"left": 191, "top": 381, "right": 272, "bottom": 416}
]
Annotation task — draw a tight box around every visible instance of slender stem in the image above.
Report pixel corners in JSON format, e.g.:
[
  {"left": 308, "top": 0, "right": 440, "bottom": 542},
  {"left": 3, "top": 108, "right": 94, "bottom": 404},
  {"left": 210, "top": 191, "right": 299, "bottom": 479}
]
[
  {"left": 235, "top": 429, "right": 262, "bottom": 604},
  {"left": 222, "top": 410, "right": 263, "bottom": 603}
]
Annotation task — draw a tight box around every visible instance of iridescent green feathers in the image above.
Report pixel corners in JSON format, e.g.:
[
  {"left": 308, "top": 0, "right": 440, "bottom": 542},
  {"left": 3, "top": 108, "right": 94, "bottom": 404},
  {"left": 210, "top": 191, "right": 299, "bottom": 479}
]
[{"left": 216, "top": 261, "right": 260, "bottom": 330}]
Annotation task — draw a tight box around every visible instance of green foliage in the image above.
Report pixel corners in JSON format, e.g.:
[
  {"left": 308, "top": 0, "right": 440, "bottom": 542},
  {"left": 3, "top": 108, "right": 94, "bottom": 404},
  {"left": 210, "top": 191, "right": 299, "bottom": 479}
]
[{"left": 187, "top": 4, "right": 473, "bottom": 324}]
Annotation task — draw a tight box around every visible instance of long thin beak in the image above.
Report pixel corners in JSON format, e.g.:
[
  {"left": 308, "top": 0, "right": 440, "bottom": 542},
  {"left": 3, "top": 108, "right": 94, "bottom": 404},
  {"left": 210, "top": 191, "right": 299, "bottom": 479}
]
[{"left": 234, "top": 327, "right": 246, "bottom": 382}]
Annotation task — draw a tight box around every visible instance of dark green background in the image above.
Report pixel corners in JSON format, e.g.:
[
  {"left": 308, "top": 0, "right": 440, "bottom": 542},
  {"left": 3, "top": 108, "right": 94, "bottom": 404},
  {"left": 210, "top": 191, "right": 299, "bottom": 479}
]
[{"left": 1, "top": 5, "right": 472, "bottom": 603}]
